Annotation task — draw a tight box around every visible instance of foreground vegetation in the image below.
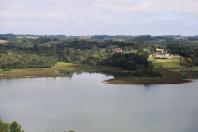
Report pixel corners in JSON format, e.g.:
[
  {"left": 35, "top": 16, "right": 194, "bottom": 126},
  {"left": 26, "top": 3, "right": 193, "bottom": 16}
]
[{"left": 0, "top": 119, "right": 24, "bottom": 132}]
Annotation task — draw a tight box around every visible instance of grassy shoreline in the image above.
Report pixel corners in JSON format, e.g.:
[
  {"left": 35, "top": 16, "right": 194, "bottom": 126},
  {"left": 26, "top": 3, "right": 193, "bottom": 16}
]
[
  {"left": 0, "top": 62, "right": 92, "bottom": 79},
  {"left": 104, "top": 70, "right": 192, "bottom": 84},
  {"left": 0, "top": 62, "right": 198, "bottom": 84}
]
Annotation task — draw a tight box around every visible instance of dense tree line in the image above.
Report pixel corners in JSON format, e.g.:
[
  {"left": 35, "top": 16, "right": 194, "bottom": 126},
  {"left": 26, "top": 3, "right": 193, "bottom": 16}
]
[
  {"left": 0, "top": 51, "right": 56, "bottom": 69},
  {"left": 1, "top": 34, "right": 198, "bottom": 69},
  {"left": 101, "top": 53, "right": 151, "bottom": 70},
  {"left": 167, "top": 44, "right": 198, "bottom": 66}
]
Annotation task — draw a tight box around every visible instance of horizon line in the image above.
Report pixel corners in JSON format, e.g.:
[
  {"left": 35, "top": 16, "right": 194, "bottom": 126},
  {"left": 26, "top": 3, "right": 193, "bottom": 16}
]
[{"left": 1, "top": 33, "right": 198, "bottom": 37}]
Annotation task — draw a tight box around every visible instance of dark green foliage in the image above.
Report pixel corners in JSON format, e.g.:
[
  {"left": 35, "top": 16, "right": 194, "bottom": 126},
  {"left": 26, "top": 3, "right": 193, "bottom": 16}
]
[
  {"left": 0, "top": 34, "right": 16, "bottom": 40},
  {"left": 85, "top": 56, "right": 99, "bottom": 66},
  {"left": 167, "top": 43, "right": 198, "bottom": 66},
  {"left": 0, "top": 51, "right": 57, "bottom": 69},
  {"left": 10, "top": 121, "right": 24, "bottom": 132},
  {"left": 133, "top": 69, "right": 161, "bottom": 77},
  {"left": 101, "top": 53, "right": 150, "bottom": 70},
  {"left": 0, "top": 119, "right": 24, "bottom": 132},
  {"left": 167, "top": 44, "right": 192, "bottom": 57},
  {"left": 1, "top": 34, "right": 198, "bottom": 69},
  {"left": 0, "top": 119, "right": 9, "bottom": 132},
  {"left": 180, "top": 57, "right": 193, "bottom": 67}
]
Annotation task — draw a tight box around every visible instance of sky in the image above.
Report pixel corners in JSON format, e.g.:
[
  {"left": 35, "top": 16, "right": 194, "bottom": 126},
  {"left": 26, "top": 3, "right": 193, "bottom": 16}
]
[{"left": 0, "top": 0, "right": 198, "bottom": 35}]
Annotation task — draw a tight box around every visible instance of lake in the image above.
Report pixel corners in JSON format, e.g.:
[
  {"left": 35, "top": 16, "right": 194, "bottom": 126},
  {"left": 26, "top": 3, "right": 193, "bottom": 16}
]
[{"left": 0, "top": 72, "right": 198, "bottom": 132}]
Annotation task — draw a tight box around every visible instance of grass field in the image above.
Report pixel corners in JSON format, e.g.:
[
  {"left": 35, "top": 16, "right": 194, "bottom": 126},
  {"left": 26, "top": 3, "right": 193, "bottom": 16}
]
[
  {"left": 0, "top": 62, "right": 118, "bottom": 79},
  {"left": 148, "top": 55, "right": 184, "bottom": 69},
  {"left": 0, "top": 62, "right": 91, "bottom": 79},
  {"left": 53, "top": 62, "right": 88, "bottom": 70},
  {"left": 0, "top": 68, "right": 60, "bottom": 79}
]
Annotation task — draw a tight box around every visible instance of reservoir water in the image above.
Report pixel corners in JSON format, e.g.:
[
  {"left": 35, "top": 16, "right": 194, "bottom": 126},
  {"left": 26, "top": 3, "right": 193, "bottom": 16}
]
[{"left": 0, "top": 72, "right": 198, "bottom": 132}]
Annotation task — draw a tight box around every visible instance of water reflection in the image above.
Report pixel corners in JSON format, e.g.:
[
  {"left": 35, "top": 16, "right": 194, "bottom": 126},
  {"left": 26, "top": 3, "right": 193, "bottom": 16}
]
[{"left": 0, "top": 73, "right": 198, "bottom": 132}]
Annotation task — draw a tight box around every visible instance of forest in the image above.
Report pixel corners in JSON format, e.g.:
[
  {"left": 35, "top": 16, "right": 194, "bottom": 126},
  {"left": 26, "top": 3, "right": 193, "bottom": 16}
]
[{"left": 0, "top": 34, "right": 198, "bottom": 70}]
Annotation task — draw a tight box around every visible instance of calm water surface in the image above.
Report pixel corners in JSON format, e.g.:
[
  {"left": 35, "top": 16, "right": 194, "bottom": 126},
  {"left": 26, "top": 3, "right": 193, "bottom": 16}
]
[{"left": 0, "top": 72, "right": 198, "bottom": 132}]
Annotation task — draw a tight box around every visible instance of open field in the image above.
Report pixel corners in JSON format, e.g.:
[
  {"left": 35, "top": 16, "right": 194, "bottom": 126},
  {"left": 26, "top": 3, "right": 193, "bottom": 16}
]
[
  {"left": 0, "top": 62, "right": 91, "bottom": 79},
  {"left": 0, "top": 62, "right": 119, "bottom": 80},
  {"left": 148, "top": 55, "right": 184, "bottom": 69},
  {"left": 0, "top": 68, "right": 60, "bottom": 79},
  {"left": 53, "top": 62, "right": 93, "bottom": 71}
]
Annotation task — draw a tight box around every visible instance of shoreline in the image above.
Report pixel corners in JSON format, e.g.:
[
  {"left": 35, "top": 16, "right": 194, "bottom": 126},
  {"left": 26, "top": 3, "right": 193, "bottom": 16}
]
[
  {"left": 104, "top": 77, "right": 192, "bottom": 85},
  {"left": 0, "top": 68, "right": 196, "bottom": 85},
  {"left": 1, "top": 62, "right": 198, "bottom": 84}
]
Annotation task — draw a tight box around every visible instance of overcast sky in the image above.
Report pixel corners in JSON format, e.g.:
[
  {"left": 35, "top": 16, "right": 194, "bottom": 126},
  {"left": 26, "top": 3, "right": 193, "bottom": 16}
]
[{"left": 0, "top": 0, "right": 198, "bottom": 35}]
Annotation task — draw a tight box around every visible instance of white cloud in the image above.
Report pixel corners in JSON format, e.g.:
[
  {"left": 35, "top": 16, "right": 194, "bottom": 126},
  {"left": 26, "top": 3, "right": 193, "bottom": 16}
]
[
  {"left": 0, "top": 0, "right": 198, "bottom": 35},
  {"left": 91, "top": 0, "right": 198, "bottom": 15}
]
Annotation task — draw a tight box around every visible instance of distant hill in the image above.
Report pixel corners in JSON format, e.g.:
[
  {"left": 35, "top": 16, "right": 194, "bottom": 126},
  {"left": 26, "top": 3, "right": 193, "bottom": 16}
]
[{"left": 0, "top": 34, "right": 16, "bottom": 40}]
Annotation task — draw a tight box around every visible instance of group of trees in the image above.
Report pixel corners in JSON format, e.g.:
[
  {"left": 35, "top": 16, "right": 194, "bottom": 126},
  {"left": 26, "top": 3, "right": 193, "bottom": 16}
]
[
  {"left": 168, "top": 44, "right": 198, "bottom": 66},
  {"left": 0, "top": 119, "right": 23, "bottom": 132},
  {"left": 180, "top": 57, "right": 193, "bottom": 67},
  {"left": 101, "top": 53, "right": 151, "bottom": 70},
  {"left": 1, "top": 34, "right": 198, "bottom": 69},
  {"left": 0, "top": 51, "right": 56, "bottom": 69}
]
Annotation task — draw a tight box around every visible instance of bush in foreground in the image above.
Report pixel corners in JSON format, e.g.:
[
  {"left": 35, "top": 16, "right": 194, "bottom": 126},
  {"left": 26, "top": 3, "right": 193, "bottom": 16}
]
[{"left": 0, "top": 119, "right": 24, "bottom": 132}]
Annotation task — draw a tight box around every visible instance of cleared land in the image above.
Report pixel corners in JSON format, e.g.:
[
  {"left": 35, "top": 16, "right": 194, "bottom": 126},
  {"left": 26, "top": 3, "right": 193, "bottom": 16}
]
[{"left": 148, "top": 55, "right": 184, "bottom": 69}]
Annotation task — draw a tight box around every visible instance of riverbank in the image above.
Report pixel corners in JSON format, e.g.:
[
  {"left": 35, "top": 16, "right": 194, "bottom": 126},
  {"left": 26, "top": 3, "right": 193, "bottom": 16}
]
[
  {"left": 105, "top": 70, "right": 192, "bottom": 84},
  {"left": 0, "top": 62, "right": 198, "bottom": 84},
  {"left": 0, "top": 62, "right": 93, "bottom": 79}
]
